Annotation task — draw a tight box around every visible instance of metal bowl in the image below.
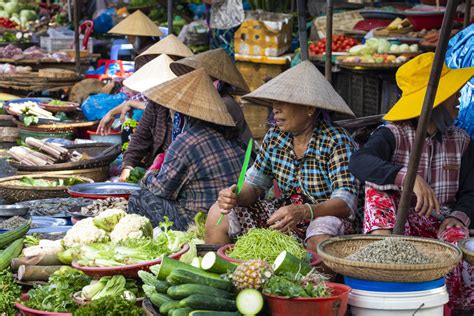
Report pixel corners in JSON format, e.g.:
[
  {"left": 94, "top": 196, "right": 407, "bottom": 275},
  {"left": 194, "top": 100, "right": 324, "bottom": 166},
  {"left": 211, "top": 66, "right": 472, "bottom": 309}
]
[{"left": 0, "top": 205, "right": 29, "bottom": 217}]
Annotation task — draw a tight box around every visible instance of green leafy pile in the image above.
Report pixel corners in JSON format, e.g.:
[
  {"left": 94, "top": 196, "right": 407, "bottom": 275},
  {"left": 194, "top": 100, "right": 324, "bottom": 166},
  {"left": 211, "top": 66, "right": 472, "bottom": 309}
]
[
  {"left": 0, "top": 269, "right": 21, "bottom": 316},
  {"left": 81, "top": 275, "right": 141, "bottom": 302},
  {"left": 74, "top": 296, "right": 143, "bottom": 316},
  {"left": 263, "top": 272, "right": 331, "bottom": 298},
  {"left": 26, "top": 267, "right": 91, "bottom": 313},
  {"left": 228, "top": 228, "right": 307, "bottom": 262},
  {"left": 20, "top": 176, "right": 86, "bottom": 187}
]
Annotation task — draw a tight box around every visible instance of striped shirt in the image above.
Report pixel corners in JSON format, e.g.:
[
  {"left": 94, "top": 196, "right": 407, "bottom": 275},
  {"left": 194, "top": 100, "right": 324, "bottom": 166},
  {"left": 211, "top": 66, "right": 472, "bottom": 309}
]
[
  {"left": 143, "top": 120, "right": 245, "bottom": 212},
  {"left": 246, "top": 121, "right": 358, "bottom": 214}
]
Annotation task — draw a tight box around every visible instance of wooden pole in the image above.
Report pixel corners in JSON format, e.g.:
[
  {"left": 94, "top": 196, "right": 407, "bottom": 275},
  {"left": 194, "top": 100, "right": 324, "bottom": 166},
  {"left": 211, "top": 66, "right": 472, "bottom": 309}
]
[
  {"left": 297, "top": 0, "right": 308, "bottom": 61},
  {"left": 167, "top": 0, "right": 173, "bottom": 35},
  {"left": 393, "top": 0, "right": 459, "bottom": 235},
  {"left": 74, "top": 0, "right": 80, "bottom": 74},
  {"left": 464, "top": 0, "right": 471, "bottom": 28},
  {"left": 325, "top": 0, "right": 333, "bottom": 82}
]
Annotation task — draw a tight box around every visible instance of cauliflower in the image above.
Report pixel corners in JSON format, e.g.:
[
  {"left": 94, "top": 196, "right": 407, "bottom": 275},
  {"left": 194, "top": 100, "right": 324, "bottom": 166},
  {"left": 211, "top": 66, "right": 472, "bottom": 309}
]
[
  {"left": 63, "top": 218, "right": 109, "bottom": 248},
  {"left": 110, "top": 214, "right": 153, "bottom": 244},
  {"left": 93, "top": 208, "right": 126, "bottom": 232}
]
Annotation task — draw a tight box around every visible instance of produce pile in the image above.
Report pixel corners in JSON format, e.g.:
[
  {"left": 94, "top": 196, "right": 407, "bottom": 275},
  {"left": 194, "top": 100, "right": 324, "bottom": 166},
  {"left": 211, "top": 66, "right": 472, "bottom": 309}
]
[
  {"left": 9, "top": 176, "right": 85, "bottom": 187},
  {"left": 347, "top": 238, "right": 433, "bottom": 264},
  {"left": 0, "top": 45, "right": 72, "bottom": 61},
  {"left": 309, "top": 35, "right": 358, "bottom": 55},
  {"left": 226, "top": 228, "right": 307, "bottom": 262}
]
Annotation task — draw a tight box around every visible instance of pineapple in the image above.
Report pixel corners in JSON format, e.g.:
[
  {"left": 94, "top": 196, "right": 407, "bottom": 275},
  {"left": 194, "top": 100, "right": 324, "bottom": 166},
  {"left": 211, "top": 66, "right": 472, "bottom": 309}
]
[{"left": 230, "top": 260, "right": 273, "bottom": 290}]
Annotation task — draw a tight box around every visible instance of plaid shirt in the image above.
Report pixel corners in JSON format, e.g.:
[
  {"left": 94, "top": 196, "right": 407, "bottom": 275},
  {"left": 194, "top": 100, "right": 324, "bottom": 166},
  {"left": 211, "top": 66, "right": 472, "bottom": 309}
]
[
  {"left": 246, "top": 121, "right": 358, "bottom": 214},
  {"left": 371, "top": 123, "right": 471, "bottom": 206},
  {"left": 142, "top": 120, "right": 245, "bottom": 212}
]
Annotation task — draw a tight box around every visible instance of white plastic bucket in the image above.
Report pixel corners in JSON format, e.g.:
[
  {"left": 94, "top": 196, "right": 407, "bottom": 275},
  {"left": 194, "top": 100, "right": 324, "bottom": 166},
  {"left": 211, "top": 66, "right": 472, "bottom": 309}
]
[{"left": 349, "top": 285, "right": 449, "bottom": 316}]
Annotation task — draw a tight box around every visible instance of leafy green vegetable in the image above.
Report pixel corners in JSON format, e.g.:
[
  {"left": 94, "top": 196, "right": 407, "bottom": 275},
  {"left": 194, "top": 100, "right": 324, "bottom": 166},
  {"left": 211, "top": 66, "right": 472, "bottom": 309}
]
[
  {"left": 126, "top": 167, "right": 146, "bottom": 183},
  {"left": 93, "top": 275, "right": 126, "bottom": 300},
  {"left": 81, "top": 278, "right": 108, "bottom": 300},
  {"left": 22, "top": 114, "right": 38, "bottom": 126},
  {"left": 0, "top": 269, "right": 21, "bottom": 316},
  {"left": 263, "top": 272, "right": 331, "bottom": 298},
  {"left": 20, "top": 176, "right": 85, "bottom": 187},
  {"left": 26, "top": 267, "right": 91, "bottom": 312},
  {"left": 54, "top": 111, "right": 68, "bottom": 121},
  {"left": 24, "top": 234, "right": 40, "bottom": 247},
  {"left": 73, "top": 296, "right": 143, "bottom": 316},
  {"left": 48, "top": 100, "right": 67, "bottom": 106}
]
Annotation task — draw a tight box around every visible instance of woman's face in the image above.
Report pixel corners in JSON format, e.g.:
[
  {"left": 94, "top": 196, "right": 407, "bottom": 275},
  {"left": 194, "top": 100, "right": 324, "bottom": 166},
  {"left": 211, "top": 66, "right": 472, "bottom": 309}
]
[
  {"left": 442, "top": 90, "right": 461, "bottom": 120},
  {"left": 272, "top": 101, "right": 316, "bottom": 134}
]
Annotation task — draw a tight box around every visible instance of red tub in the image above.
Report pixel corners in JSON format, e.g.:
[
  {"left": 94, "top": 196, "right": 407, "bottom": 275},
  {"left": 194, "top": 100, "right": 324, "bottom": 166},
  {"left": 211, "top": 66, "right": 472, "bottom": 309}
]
[{"left": 264, "top": 282, "right": 351, "bottom": 316}]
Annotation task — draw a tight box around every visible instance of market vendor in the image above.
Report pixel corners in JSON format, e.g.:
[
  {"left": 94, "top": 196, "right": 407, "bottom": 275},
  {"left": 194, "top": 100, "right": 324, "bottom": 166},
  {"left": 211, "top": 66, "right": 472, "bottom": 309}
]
[
  {"left": 349, "top": 53, "right": 474, "bottom": 310},
  {"left": 128, "top": 68, "right": 246, "bottom": 230},
  {"left": 205, "top": 61, "right": 358, "bottom": 252},
  {"left": 170, "top": 48, "right": 253, "bottom": 146}
]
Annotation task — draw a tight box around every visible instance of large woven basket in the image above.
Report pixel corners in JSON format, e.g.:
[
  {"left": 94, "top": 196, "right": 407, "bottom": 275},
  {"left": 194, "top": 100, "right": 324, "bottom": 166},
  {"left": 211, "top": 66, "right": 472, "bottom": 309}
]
[
  {"left": 458, "top": 238, "right": 474, "bottom": 265},
  {"left": 317, "top": 235, "right": 462, "bottom": 282},
  {"left": 0, "top": 174, "right": 93, "bottom": 203}
]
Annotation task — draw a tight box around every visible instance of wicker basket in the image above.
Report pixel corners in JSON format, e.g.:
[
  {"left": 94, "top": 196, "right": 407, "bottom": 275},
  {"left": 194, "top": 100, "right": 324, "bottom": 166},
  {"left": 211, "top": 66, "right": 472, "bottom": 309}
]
[
  {"left": 317, "top": 235, "right": 462, "bottom": 282},
  {"left": 0, "top": 174, "right": 93, "bottom": 203},
  {"left": 458, "top": 238, "right": 474, "bottom": 265}
]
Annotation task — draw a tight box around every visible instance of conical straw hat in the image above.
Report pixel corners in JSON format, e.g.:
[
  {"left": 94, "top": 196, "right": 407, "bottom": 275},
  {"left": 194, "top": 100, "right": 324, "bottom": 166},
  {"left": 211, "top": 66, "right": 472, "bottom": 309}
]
[
  {"left": 144, "top": 68, "right": 235, "bottom": 127},
  {"left": 138, "top": 34, "right": 194, "bottom": 59},
  {"left": 170, "top": 48, "right": 250, "bottom": 95},
  {"left": 243, "top": 60, "right": 355, "bottom": 117},
  {"left": 123, "top": 54, "right": 176, "bottom": 93},
  {"left": 108, "top": 10, "right": 163, "bottom": 37}
]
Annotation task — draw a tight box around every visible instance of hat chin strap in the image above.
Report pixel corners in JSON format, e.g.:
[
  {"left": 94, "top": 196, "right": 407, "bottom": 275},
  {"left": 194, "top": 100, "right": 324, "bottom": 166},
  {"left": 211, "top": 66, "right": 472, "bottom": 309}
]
[{"left": 431, "top": 104, "right": 454, "bottom": 134}]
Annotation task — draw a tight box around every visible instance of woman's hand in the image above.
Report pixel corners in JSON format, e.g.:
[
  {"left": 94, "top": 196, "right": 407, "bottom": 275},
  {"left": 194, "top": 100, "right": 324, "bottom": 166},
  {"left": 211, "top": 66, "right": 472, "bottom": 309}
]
[
  {"left": 97, "top": 103, "right": 133, "bottom": 135},
  {"left": 217, "top": 185, "right": 238, "bottom": 214},
  {"left": 438, "top": 217, "right": 466, "bottom": 234},
  {"left": 413, "top": 175, "right": 440, "bottom": 217},
  {"left": 119, "top": 168, "right": 132, "bottom": 182},
  {"left": 267, "top": 204, "right": 309, "bottom": 232}
]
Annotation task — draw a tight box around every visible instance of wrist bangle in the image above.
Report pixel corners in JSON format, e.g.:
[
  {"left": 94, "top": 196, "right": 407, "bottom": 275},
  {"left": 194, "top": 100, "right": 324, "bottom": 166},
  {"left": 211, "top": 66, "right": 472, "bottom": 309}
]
[{"left": 304, "top": 203, "right": 314, "bottom": 221}]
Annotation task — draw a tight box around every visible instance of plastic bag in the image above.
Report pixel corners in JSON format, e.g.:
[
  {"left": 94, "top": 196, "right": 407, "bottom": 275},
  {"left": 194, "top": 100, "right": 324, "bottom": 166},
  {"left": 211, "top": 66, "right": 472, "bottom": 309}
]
[
  {"left": 93, "top": 8, "right": 116, "bottom": 33},
  {"left": 81, "top": 92, "right": 128, "bottom": 121},
  {"left": 445, "top": 24, "right": 474, "bottom": 139}
]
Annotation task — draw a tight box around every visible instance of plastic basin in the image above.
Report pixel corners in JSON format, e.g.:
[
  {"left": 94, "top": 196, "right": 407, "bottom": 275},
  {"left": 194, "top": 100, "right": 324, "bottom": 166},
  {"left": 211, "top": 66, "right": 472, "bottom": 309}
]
[
  {"left": 15, "top": 294, "right": 72, "bottom": 316},
  {"left": 217, "top": 243, "right": 322, "bottom": 266},
  {"left": 71, "top": 244, "right": 189, "bottom": 278},
  {"left": 264, "top": 282, "right": 351, "bottom": 316},
  {"left": 404, "top": 11, "right": 444, "bottom": 31}
]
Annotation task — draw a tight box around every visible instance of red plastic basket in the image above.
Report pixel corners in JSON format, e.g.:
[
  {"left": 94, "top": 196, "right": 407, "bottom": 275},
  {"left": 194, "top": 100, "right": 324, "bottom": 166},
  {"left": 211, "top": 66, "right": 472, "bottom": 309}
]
[{"left": 264, "top": 282, "right": 351, "bottom": 316}]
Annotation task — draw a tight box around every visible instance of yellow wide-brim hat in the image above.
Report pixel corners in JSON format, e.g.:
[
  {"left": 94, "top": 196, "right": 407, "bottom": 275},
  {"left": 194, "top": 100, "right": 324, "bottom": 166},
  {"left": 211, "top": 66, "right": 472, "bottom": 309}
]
[{"left": 384, "top": 52, "right": 474, "bottom": 122}]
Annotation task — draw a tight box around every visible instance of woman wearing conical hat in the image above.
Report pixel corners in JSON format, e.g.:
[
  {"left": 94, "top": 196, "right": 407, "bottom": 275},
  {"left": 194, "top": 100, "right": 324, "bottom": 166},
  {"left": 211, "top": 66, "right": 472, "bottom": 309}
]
[
  {"left": 127, "top": 69, "right": 246, "bottom": 230},
  {"left": 205, "top": 60, "right": 358, "bottom": 252},
  {"left": 170, "top": 48, "right": 253, "bottom": 146},
  {"left": 349, "top": 53, "right": 474, "bottom": 310}
]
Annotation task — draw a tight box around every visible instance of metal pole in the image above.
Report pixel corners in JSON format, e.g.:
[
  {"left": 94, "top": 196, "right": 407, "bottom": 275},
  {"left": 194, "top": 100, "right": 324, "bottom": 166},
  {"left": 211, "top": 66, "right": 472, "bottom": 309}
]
[
  {"left": 325, "top": 0, "right": 333, "bottom": 82},
  {"left": 297, "top": 0, "right": 308, "bottom": 61},
  {"left": 464, "top": 0, "right": 471, "bottom": 28},
  {"left": 74, "top": 0, "right": 80, "bottom": 74},
  {"left": 167, "top": 0, "right": 173, "bottom": 35},
  {"left": 393, "top": 0, "right": 459, "bottom": 235}
]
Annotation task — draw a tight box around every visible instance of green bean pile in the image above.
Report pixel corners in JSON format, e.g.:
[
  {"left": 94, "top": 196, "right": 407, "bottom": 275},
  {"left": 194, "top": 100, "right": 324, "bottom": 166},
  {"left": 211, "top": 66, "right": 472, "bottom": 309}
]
[{"left": 227, "top": 228, "right": 307, "bottom": 262}]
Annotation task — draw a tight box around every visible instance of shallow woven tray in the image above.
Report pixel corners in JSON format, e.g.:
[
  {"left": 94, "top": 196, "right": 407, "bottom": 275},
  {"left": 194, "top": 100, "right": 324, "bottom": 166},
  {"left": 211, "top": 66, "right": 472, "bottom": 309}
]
[
  {"left": 10, "top": 143, "right": 120, "bottom": 172},
  {"left": 458, "top": 238, "right": 474, "bottom": 265},
  {"left": 317, "top": 235, "right": 462, "bottom": 282},
  {"left": 0, "top": 174, "right": 93, "bottom": 203}
]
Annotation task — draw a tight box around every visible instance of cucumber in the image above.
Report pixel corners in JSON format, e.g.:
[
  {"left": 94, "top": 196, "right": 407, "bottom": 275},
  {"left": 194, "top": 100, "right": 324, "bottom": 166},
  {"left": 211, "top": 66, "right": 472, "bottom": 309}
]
[
  {"left": 201, "top": 252, "right": 237, "bottom": 274},
  {"left": 171, "top": 307, "right": 193, "bottom": 316},
  {"left": 179, "top": 294, "right": 236, "bottom": 311},
  {"left": 189, "top": 312, "right": 241, "bottom": 316},
  {"left": 159, "top": 300, "right": 181, "bottom": 315},
  {"left": 0, "top": 220, "right": 30, "bottom": 248},
  {"left": 167, "top": 269, "right": 232, "bottom": 291},
  {"left": 272, "top": 251, "right": 312, "bottom": 276},
  {"left": 236, "top": 289, "right": 263, "bottom": 316},
  {"left": 156, "top": 280, "right": 171, "bottom": 293},
  {"left": 157, "top": 257, "right": 224, "bottom": 282},
  {"left": 167, "top": 284, "right": 236, "bottom": 300},
  {"left": 0, "top": 238, "right": 23, "bottom": 270},
  {"left": 143, "top": 285, "right": 172, "bottom": 308},
  {"left": 191, "top": 257, "right": 201, "bottom": 269}
]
